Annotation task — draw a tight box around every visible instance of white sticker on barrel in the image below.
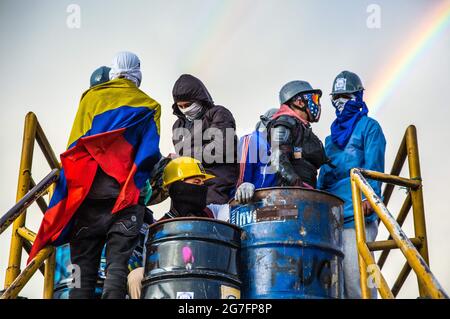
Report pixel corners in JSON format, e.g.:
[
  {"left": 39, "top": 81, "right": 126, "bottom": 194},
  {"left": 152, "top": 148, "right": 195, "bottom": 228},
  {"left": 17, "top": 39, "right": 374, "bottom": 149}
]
[
  {"left": 220, "top": 285, "right": 240, "bottom": 299},
  {"left": 177, "top": 291, "right": 194, "bottom": 299}
]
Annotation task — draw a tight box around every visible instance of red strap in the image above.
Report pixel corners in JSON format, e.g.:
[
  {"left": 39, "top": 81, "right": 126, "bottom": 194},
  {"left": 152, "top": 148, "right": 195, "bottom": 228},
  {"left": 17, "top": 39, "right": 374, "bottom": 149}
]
[
  {"left": 203, "top": 207, "right": 215, "bottom": 219},
  {"left": 237, "top": 135, "right": 251, "bottom": 187}
]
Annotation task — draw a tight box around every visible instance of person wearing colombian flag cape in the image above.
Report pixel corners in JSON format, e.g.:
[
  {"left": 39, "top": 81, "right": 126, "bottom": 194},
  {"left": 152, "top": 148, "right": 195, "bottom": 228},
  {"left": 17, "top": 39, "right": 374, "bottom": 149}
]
[{"left": 29, "top": 52, "right": 161, "bottom": 299}]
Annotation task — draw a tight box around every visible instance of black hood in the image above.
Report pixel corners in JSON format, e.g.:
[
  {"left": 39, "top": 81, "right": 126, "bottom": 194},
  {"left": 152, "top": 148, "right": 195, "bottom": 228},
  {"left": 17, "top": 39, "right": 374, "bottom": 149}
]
[{"left": 172, "top": 74, "right": 215, "bottom": 117}]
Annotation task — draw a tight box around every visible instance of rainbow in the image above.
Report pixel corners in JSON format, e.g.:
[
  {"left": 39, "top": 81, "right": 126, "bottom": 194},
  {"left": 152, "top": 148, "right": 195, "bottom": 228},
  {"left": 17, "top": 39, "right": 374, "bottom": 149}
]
[
  {"left": 179, "top": 0, "right": 253, "bottom": 75},
  {"left": 367, "top": 1, "right": 450, "bottom": 113}
]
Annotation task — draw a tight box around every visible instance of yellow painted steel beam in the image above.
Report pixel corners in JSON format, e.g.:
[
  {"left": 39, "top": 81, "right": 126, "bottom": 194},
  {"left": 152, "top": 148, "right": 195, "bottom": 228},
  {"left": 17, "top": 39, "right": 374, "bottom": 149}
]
[
  {"left": 5, "top": 112, "right": 37, "bottom": 289},
  {"left": 30, "top": 177, "right": 48, "bottom": 213},
  {"left": 383, "top": 131, "right": 407, "bottom": 206},
  {"left": 17, "top": 227, "right": 36, "bottom": 243},
  {"left": 352, "top": 168, "right": 449, "bottom": 299},
  {"left": 367, "top": 237, "right": 422, "bottom": 252},
  {"left": 350, "top": 177, "right": 371, "bottom": 299},
  {"left": 378, "top": 193, "right": 412, "bottom": 269},
  {"left": 21, "top": 239, "right": 46, "bottom": 276},
  {"left": 357, "top": 242, "right": 394, "bottom": 299},
  {"left": 0, "top": 169, "right": 59, "bottom": 236},
  {"left": 405, "top": 126, "right": 429, "bottom": 297},
  {"left": 359, "top": 169, "right": 420, "bottom": 189},
  {"left": 43, "top": 248, "right": 55, "bottom": 299},
  {"left": 1, "top": 247, "right": 52, "bottom": 299},
  {"left": 35, "top": 120, "right": 60, "bottom": 170},
  {"left": 392, "top": 262, "right": 412, "bottom": 297}
]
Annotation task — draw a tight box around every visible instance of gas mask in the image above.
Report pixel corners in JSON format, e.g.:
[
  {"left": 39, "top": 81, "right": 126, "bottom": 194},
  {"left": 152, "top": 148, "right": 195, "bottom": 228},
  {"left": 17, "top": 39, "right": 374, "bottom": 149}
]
[
  {"left": 292, "top": 93, "right": 321, "bottom": 122},
  {"left": 304, "top": 93, "right": 321, "bottom": 122}
]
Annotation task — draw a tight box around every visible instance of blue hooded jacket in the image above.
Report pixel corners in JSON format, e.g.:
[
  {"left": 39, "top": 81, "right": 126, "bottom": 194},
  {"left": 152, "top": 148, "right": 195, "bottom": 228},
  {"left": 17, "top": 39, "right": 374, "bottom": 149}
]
[{"left": 317, "top": 116, "right": 386, "bottom": 228}]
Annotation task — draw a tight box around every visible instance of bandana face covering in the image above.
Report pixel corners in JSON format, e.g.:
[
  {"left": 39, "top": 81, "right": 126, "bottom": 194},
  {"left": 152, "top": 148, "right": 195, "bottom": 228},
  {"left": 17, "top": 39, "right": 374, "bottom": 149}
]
[
  {"left": 178, "top": 102, "right": 203, "bottom": 121},
  {"left": 332, "top": 94, "right": 356, "bottom": 114},
  {"left": 168, "top": 181, "right": 208, "bottom": 217},
  {"left": 330, "top": 91, "right": 368, "bottom": 149}
]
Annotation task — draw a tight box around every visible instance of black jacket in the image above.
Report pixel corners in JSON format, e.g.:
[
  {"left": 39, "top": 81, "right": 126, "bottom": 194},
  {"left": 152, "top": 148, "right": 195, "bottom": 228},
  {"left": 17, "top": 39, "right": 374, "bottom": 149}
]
[
  {"left": 171, "top": 74, "right": 238, "bottom": 204},
  {"left": 267, "top": 115, "right": 327, "bottom": 188}
]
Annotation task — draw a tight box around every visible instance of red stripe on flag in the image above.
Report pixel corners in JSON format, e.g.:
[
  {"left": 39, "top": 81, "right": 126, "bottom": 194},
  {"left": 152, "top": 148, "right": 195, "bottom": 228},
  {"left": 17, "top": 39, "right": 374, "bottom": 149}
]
[{"left": 28, "top": 128, "right": 142, "bottom": 263}]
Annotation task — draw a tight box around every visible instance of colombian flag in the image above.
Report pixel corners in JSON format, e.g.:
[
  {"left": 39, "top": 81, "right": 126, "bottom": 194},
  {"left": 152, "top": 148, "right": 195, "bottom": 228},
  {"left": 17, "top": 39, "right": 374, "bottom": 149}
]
[{"left": 28, "top": 78, "right": 161, "bottom": 263}]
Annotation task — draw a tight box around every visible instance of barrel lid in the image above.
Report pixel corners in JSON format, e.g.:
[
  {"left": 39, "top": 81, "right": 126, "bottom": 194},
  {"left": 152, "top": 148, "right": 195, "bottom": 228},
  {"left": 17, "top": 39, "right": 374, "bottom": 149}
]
[
  {"left": 149, "top": 216, "right": 242, "bottom": 232},
  {"left": 229, "top": 186, "right": 344, "bottom": 206}
]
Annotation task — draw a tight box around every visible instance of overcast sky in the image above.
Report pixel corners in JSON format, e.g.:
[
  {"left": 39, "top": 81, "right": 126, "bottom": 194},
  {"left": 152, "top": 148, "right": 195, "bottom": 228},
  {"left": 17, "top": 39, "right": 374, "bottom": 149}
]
[{"left": 0, "top": 0, "right": 449, "bottom": 299}]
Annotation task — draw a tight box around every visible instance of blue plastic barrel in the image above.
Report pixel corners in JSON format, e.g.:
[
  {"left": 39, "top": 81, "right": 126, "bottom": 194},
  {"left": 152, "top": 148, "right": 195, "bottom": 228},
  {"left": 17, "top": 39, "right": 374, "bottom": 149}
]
[{"left": 230, "top": 187, "right": 344, "bottom": 299}]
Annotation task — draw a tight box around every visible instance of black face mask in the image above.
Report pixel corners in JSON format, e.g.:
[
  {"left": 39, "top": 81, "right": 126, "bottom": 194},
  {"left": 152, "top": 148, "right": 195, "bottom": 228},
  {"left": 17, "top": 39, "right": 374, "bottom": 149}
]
[{"left": 168, "top": 181, "right": 208, "bottom": 217}]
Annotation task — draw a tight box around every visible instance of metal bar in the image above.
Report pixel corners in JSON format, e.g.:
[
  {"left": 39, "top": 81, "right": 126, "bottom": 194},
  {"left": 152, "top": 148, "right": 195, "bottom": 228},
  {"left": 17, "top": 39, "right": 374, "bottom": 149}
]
[
  {"left": 383, "top": 132, "right": 407, "bottom": 206},
  {"left": 43, "top": 248, "right": 55, "bottom": 299},
  {"left": 350, "top": 176, "right": 371, "bottom": 299},
  {"left": 352, "top": 176, "right": 393, "bottom": 299},
  {"left": 0, "top": 169, "right": 59, "bottom": 235},
  {"left": 392, "top": 262, "right": 413, "bottom": 297},
  {"left": 35, "top": 120, "right": 60, "bottom": 170},
  {"left": 352, "top": 168, "right": 449, "bottom": 299},
  {"left": 1, "top": 247, "right": 53, "bottom": 299},
  {"left": 17, "top": 227, "right": 36, "bottom": 243},
  {"left": 30, "top": 177, "right": 48, "bottom": 213},
  {"left": 368, "top": 237, "right": 422, "bottom": 252},
  {"left": 357, "top": 242, "right": 394, "bottom": 299},
  {"left": 21, "top": 240, "right": 45, "bottom": 276},
  {"left": 378, "top": 193, "right": 412, "bottom": 268},
  {"left": 360, "top": 169, "right": 420, "bottom": 189},
  {"left": 406, "top": 126, "right": 429, "bottom": 298},
  {"left": 4, "top": 112, "right": 37, "bottom": 289}
]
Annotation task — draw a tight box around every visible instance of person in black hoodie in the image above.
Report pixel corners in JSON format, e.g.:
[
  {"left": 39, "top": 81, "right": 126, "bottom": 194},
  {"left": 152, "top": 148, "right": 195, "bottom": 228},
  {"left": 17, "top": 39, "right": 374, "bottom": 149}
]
[{"left": 171, "top": 74, "right": 238, "bottom": 205}]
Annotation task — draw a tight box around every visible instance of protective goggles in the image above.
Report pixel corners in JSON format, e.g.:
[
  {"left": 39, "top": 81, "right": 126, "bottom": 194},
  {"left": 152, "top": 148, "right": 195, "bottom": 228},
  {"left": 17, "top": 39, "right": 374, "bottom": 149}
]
[
  {"left": 293, "top": 93, "right": 321, "bottom": 122},
  {"left": 293, "top": 93, "right": 321, "bottom": 104}
]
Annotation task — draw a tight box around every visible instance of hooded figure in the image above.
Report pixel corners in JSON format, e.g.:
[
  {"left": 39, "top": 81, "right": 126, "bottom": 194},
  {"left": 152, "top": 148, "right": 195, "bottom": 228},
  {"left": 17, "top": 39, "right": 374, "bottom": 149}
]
[
  {"left": 30, "top": 53, "right": 161, "bottom": 300},
  {"left": 109, "top": 51, "right": 142, "bottom": 87},
  {"left": 171, "top": 74, "right": 238, "bottom": 205}
]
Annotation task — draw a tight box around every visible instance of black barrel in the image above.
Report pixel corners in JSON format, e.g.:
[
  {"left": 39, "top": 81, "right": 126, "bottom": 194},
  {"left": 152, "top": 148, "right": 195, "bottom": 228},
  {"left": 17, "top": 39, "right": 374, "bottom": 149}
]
[{"left": 141, "top": 217, "right": 242, "bottom": 299}]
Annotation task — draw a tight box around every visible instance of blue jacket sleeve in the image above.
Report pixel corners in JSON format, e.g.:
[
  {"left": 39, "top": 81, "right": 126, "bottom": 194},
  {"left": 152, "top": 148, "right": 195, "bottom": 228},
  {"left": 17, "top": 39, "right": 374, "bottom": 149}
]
[
  {"left": 317, "top": 137, "right": 331, "bottom": 191},
  {"left": 317, "top": 162, "right": 327, "bottom": 190},
  {"left": 363, "top": 119, "right": 386, "bottom": 197}
]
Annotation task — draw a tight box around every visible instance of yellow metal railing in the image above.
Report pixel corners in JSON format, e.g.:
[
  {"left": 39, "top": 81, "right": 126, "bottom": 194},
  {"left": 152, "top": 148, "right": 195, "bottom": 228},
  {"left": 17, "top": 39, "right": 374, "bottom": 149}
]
[
  {"left": 350, "top": 125, "right": 448, "bottom": 299},
  {"left": 0, "top": 112, "right": 60, "bottom": 299}
]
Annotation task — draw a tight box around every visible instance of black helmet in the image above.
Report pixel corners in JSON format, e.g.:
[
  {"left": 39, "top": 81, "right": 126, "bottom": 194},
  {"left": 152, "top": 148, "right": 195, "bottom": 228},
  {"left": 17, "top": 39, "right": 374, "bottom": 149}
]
[
  {"left": 331, "top": 71, "right": 364, "bottom": 95},
  {"left": 279, "top": 80, "right": 322, "bottom": 104}
]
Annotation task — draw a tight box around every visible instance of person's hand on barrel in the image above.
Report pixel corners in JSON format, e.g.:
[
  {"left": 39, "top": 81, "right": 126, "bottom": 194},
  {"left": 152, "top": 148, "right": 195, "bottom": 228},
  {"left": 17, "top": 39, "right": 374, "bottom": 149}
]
[{"left": 235, "top": 182, "right": 255, "bottom": 204}]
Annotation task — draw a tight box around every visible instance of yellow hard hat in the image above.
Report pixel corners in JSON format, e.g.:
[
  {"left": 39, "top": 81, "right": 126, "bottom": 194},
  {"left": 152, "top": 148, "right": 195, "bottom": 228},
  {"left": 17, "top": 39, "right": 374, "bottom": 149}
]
[{"left": 163, "top": 156, "right": 215, "bottom": 188}]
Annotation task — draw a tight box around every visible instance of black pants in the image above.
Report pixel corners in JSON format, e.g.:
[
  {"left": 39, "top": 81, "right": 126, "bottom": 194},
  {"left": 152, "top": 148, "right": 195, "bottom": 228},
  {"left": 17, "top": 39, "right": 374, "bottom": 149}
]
[{"left": 68, "top": 198, "right": 144, "bottom": 299}]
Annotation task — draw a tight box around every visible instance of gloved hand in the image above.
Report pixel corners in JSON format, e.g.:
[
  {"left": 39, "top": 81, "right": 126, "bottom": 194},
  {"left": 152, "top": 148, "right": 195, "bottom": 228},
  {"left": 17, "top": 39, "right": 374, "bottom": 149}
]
[{"left": 235, "top": 182, "right": 255, "bottom": 204}]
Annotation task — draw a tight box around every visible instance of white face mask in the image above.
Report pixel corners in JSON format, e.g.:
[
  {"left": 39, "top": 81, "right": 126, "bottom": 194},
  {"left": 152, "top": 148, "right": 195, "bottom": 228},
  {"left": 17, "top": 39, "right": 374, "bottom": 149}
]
[{"left": 178, "top": 102, "right": 203, "bottom": 121}]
